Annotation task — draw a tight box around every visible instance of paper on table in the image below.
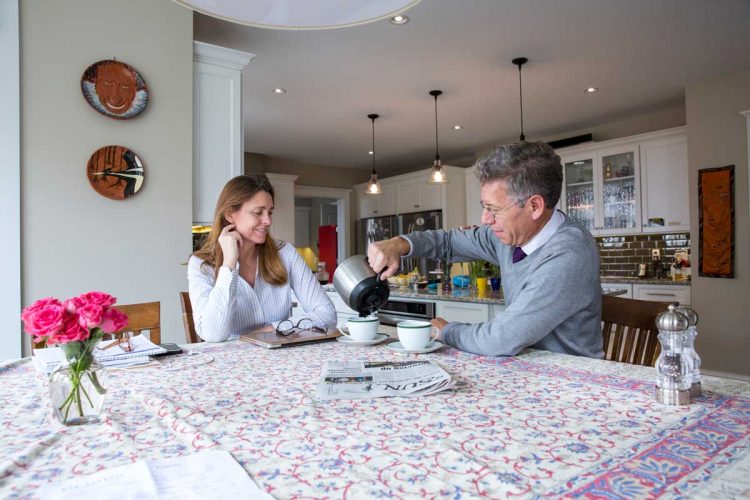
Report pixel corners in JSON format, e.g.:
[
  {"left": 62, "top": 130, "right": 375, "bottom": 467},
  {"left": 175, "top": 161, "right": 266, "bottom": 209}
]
[{"left": 37, "top": 451, "right": 271, "bottom": 500}]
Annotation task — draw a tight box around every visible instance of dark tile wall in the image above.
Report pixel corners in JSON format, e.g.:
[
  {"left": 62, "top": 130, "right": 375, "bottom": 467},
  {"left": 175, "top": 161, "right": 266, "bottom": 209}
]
[{"left": 596, "top": 232, "right": 690, "bottom": 277}]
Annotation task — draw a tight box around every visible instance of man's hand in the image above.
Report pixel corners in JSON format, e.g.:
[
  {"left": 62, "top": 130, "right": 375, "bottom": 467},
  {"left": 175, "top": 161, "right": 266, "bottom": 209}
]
[
  {"left": 367, "top": 237, "right": 410, "bottom": 278},
  {"left": 431, "top": 317, "right": 449, "bottom": 341}
]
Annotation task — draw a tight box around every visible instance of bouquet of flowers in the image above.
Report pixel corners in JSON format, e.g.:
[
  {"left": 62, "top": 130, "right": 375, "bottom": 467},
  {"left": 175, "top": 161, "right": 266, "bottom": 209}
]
[{"left": 22, "top": 291, "right": 128, "bottom": 425}]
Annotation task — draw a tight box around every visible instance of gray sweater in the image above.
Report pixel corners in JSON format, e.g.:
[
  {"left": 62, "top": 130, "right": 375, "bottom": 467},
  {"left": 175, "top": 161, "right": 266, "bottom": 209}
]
[{"left": 404, "top": 218, "right": 603, "bottom": 358}]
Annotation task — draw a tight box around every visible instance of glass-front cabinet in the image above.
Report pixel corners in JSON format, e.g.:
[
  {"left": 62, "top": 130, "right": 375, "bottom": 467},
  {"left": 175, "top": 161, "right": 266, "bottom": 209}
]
[{"left": 560, "top": 142, "right": 641, "bottom": 236}]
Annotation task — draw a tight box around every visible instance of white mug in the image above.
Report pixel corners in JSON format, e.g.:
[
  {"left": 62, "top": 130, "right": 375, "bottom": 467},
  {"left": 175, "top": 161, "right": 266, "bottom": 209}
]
[
  {"left": 397, "top": 320, "right": 438, "bottom": 350},
  {"left": 339, "top": 316, "right": 380, "bottom": 341}
]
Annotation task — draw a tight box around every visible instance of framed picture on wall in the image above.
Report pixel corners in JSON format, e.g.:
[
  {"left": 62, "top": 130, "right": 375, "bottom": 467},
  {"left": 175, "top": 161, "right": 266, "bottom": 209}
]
[{"left": 698, "top": 165, "right": 734, "bottom": 278}]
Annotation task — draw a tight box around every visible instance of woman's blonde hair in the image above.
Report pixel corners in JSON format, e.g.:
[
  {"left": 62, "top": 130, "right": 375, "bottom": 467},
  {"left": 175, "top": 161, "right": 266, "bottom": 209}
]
[{"left": 193, "top": 175, "right": 288, "bottom": 286}]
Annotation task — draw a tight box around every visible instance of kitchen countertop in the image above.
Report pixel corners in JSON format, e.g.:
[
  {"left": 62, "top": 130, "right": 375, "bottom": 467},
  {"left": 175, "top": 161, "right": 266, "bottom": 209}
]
[
  {"left": 388, "top": 286, "right": 505, "bottom": 304},
  {"left": 600, "top": 276, "right": 691, "bottom": 286}
]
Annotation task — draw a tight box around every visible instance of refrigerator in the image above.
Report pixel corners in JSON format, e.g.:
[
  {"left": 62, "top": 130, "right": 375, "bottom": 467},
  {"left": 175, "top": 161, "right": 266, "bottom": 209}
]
[
  {"left": 355, "top": 210, "right": 442, "bottom": 277},
  {"left": 398, "top": 210, "right": 442, "bottom": 277}
]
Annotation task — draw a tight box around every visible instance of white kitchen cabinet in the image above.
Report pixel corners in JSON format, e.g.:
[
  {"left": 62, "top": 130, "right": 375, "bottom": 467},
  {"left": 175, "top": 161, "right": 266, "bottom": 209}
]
[
  {"left": 396, "top": 176, "right": 442, "bottom": 214},
  {"left": 639, "top": 130, "right": 689, "bottom": 232},
  {"left": 560, "top": 141, "right": 641, "bottom": 236},
  {"left": 465, "top": 169, "right": 482, "bottom": 226},
  {"left": 633, "top": 284, "right": 690, "bottom": 306},
  {"left": 436, "top": 301, "right": 489, "bottom": 323},
  {"left": 356, "top": 181, "right": 396, "bottom": 219},
  {"left": 355, "top": 166, "right": 466, "bottom": 230}
]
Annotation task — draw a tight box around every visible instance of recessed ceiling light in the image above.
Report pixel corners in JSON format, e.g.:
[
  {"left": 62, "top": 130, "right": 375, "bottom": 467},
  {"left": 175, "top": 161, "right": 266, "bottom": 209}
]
[
  {"left": 272, "top": 88, "right": 287, "bottom": 94},
  {"left": 368, "top": 150, "right": 374, "bottom": 155},
  {"left": 585, "top": 87, "right": 599, "bottom": 93},
  {"left": 453, "top": 125, "right": 463, "bottom": 130},
  {"left": 389, "top": 14, "right": 409, "bottom": 25}
]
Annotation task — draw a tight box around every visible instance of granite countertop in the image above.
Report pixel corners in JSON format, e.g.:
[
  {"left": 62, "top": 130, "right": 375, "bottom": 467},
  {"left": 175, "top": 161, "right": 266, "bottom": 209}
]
[
  {"left": 388, "top": 287, "right": 505, "bottom": 304},
  {"left": 600, "top": 276, "right": 691, "bottom": 286}
]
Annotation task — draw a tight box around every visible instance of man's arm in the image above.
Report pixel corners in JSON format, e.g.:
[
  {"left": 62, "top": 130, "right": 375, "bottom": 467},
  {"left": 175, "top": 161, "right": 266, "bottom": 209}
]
[{"left": 367, "top": 237, "right": 411, "bottom": 278}]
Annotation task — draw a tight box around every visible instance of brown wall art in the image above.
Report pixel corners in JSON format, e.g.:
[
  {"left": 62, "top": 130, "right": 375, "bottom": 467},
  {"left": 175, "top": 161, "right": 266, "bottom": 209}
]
[
  {"left": 81, "top": 59, "right": 149, "bottom": 119},
  {"left": 698, "top": 165, "right": 734, "bottom": 278},
  {"left": 87, "top": 145, "right": 145, "bottom": 200}
]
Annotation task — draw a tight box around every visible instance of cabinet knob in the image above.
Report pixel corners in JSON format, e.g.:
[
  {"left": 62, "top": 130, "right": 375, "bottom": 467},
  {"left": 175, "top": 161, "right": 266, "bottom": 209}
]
[
  {"left": 373, "top": 210, "right": 378, "bottom": 214},
  {"left": 414, "top": 204, "right": 419, "bottom": 208}
]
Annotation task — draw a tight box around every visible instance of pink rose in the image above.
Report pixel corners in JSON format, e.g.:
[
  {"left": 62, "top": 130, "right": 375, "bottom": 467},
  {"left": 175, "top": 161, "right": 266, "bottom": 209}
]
[
  {"left": 21, "top": 297, "right": 62, "bottom": 325},
  {"left": 63, "top": 296, "right": 86, "bottom": 314},
  {"left": 101, "top": 307, "right": 128, "bottom": 334},
  {"left": 78, "top": 291, "right": 116, "bottom": 308},
  {"left": 77, "top": 303, "right": 104, "bottom": 329},
  {"left": 48, "top": 312, "right": 90, "bottom": 344},
  {"left": 22, "top": 302, "right": 65, "bottom": 340}
]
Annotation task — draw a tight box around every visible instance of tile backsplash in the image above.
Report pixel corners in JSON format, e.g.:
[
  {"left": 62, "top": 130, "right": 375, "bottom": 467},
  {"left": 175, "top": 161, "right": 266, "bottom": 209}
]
[{"left": 596, "top": 233, "right": 691, "bottom": 277}]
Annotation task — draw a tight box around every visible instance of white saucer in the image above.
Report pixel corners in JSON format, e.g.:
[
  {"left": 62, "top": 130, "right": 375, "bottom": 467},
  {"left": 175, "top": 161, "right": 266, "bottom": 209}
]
[
  {"left": 336, "top": 333, "right": 390, "bottom": 346},
  {"left": 386, "top": 341, "right": 444, "bottom": 354}
]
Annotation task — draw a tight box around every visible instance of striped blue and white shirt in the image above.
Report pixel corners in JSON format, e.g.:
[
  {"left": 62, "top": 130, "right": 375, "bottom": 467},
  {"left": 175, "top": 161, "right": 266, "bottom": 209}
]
[{"left": 188, "top": 242, "right": 336, "bottom": 342}]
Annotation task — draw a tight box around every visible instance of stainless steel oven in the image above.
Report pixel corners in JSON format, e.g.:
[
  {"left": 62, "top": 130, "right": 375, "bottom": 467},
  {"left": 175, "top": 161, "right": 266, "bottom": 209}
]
[{"left": 377, "top": 299, "right": 435, "bottom": 326}]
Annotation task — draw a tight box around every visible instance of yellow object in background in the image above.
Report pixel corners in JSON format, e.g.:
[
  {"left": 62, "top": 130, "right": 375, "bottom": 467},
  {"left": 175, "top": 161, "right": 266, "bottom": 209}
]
[
  {"left": 476, "top": 277, "right": 488, "bottom": 295},
  {"left": 296, "top": 247, "right": 318, "bottom": 271}
]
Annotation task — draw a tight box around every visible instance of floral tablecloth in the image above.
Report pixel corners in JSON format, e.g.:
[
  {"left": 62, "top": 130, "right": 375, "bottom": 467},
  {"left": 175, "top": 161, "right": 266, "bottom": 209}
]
[{"left": 1, "top": 338, "right": 749, "bottom": 499}]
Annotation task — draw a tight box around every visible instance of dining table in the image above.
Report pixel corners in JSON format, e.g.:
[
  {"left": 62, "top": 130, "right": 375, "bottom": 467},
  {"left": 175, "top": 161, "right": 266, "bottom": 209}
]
[{"left": 1, "top": 327, "right": 749, "bottom": 499}]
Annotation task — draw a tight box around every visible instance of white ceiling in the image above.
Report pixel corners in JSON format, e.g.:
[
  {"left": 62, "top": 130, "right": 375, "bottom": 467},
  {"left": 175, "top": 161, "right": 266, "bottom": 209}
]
[{"left": 193, "top": 0, "right": 750, "bottom": 176}]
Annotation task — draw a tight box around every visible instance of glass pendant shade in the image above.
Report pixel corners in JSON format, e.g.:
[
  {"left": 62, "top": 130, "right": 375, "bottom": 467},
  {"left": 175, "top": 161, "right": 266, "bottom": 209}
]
[
  {"left": 428, "top": 90, "right": 447, "bottom": 184},
  {"left": 366, "top": 113, "right": 382, "bottom": 195}
]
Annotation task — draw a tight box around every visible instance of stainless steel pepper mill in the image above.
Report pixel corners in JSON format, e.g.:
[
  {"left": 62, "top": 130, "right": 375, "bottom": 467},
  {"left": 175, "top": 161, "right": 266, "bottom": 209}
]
[{"left": 654, "top": 304, "right": 691, "bottom": 405}]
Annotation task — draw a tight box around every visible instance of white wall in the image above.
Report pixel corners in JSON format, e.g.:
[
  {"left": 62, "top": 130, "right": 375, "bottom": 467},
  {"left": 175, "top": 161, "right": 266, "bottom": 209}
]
[
  {"left": 20, "top": 0, "right": 193, "bottom": 352},
  {"left": 0, "top": 0, "right": 21, "bottom": 359},
  {"left": 686, "top": 69, "right": 750, "bottom": 379}
]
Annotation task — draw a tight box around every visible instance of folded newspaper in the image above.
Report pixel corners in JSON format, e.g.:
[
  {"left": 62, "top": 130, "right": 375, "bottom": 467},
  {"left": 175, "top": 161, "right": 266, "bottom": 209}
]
[{"left": 317, "top": 360, "right": 454, "bottom": 400}]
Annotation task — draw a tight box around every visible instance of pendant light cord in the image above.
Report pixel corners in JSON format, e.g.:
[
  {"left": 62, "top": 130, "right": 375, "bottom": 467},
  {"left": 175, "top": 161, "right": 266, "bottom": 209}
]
[
  {"left": 513, "top": 57, "right": 528, "bottom": 142},
  {"left": 434, "top": 94, "right": 440, "bottom": 161},
  {"left": 371, "top": 116, "right": 376, "bottom": 175}
]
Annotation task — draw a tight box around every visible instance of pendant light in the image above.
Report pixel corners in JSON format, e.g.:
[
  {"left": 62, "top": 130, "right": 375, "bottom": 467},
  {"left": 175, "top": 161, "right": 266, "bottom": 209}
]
[
  {"left": 512, "top": 57, "right": 528, "bottom": 142},
  {"left": 428, "top": 90, "right": 447, "bottom": 184},
  {"left": 365, "top": 113, "right": 382, "bottom": 195}
]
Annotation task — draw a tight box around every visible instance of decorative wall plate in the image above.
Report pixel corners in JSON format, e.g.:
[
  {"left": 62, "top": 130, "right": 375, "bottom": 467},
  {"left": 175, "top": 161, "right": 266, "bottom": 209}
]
[
  {"left": 86, "top": 145, "right": 145, "bottom": 200},
  {"left": 81, "top": 60, "right": 149, "bottom": 119}
]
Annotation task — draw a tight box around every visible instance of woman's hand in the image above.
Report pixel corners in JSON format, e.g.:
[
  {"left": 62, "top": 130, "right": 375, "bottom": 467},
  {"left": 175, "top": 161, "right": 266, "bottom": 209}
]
[{"left": 218, "top": 224, "right": 242, "bottom": 269}]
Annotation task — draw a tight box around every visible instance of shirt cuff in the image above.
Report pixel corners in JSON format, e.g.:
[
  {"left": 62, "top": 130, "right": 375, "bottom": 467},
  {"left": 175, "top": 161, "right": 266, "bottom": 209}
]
[
  {"left": 441, "top": 322, "right": 460, "bottom": 346},
  {"left": 401, "top": 236, "right": 415, "bottom": 258},
  {"left": 215, "top": 265, "right": 238, "bottom": 289}
]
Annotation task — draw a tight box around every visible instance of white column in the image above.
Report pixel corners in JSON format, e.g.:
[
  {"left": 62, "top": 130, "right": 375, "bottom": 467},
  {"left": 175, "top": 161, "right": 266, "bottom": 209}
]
[
  {"left": 265, "top": 173, "right": 299, "bottom": 245},
  {"left": 193, "top": 41, "right": 254, "bottom": 224},
  {"left": 0, "top": 0, "right": 21, "bottom": 360}
]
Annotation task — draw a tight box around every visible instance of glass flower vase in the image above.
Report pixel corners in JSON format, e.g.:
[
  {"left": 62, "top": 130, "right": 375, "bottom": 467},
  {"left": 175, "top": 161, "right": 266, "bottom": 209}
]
[{"left": 49, "top": 342, "right": 108, "bottom": 425}]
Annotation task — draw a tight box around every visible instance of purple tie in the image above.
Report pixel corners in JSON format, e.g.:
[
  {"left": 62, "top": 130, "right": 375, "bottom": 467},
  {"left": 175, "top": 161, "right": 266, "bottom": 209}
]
[{"left": 512, "top": 246, "right": 527, "bottom": 264}]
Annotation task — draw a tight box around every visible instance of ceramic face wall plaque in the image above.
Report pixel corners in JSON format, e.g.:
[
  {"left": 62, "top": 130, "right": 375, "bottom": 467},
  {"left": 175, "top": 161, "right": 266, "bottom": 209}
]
[
  {"left": 81, "top": 60, "right": 148, "bottom": 119},
  {"left": 87, "top": 145, "right": 145, "bottom": 200}
]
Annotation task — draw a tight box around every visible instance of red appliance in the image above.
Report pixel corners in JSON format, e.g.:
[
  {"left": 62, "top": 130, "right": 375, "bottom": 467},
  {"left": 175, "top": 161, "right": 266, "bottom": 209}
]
[{"left": 317, "top": 224, "right": 337, "bottom": 283}]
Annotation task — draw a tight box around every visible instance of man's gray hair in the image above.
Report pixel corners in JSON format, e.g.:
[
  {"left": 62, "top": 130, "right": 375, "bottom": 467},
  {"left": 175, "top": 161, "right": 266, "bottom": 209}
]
[{"left": 474, "top": 141, "right": 563, "bottom": 209}]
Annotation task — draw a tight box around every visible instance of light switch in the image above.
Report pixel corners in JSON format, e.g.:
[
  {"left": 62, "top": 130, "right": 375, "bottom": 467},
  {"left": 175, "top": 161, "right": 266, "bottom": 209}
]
[{"left": 651, "top": 248, "right": 661, "bottom": 259}]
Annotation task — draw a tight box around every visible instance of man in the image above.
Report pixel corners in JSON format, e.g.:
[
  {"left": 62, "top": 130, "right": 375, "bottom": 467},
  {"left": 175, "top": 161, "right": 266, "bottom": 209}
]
[{"left": 368, "top": 141, "right": 603, "bottom": 358}]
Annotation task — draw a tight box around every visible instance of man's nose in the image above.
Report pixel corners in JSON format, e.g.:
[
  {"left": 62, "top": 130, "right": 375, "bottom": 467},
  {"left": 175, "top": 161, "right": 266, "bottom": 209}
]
[{"left": 480, "top": 209, "right": 494, "bottom": 225}]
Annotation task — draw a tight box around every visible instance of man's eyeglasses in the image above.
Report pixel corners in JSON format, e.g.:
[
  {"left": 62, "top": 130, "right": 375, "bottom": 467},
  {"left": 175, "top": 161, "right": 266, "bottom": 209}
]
[
  {"left": 275, "top": 318, "right": 326, "bottom": 336},
  {"left": 479, "top": 198, "right": 527, "bottom": 220}
]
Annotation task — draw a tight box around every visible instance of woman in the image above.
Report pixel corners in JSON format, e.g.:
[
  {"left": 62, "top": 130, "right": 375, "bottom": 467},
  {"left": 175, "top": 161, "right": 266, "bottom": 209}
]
[{"left": 188, "top": 175, "right": 336, "bottom": 342}]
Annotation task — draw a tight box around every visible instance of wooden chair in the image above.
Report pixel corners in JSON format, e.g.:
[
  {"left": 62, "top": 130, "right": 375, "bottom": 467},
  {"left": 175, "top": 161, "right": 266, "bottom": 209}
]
[
  {"left": 601, "top": 295, "right": 672, "bottom": 366},
  {"left": 115, "top": 301, "right": 161, "bottom": 345},
  {"left": 179, "top": 292, "right": 201, "bottom": 344}
]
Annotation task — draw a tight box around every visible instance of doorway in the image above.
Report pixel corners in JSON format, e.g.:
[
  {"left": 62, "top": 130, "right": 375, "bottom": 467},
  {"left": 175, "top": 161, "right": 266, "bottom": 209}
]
[{"left": 294, "top": 185, "right": 352, "bottom": 270}]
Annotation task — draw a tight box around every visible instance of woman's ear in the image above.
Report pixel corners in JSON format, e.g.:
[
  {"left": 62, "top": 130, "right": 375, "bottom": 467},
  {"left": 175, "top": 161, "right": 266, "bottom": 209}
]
[{"left": 224, "top": 213, "right": 233, "bottom": 224}]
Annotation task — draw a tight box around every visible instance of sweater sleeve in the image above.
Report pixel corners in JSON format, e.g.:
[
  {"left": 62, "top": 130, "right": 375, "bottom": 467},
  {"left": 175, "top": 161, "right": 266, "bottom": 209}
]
[
  {"left": 187, "top": 256, "right": 237, "bottom": 343},
  {"left": 442, "top": 236, "right": 600, "bottom": 356},
  {"left": 403, "top": 225, "right": 500, "bottom": 263},
  {"left": 282, "top": 246, "right": 337, "bottom": 329}
]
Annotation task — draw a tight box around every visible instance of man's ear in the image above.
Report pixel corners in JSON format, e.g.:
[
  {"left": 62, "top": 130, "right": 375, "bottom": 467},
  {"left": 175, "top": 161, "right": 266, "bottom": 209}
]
[{"left": 529, "top": 195, "right": 546, "bottom": 219}]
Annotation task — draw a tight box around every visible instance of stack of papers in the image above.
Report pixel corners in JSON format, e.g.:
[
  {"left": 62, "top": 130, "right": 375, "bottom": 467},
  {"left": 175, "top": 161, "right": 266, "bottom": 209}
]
[
  {"left": 317, "top": 360, "right": 455, "bottom": 400},
  {"left": 37, "top": 450, "right": 272, "bottom": 500},
  {"left": 32, "top": 335, "right": 166, "bottom": 374}
]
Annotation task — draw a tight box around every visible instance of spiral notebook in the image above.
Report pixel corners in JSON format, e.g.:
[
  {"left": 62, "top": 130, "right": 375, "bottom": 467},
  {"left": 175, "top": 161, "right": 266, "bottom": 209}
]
[
  {"left": 32, "top": 336, "right": 166, "bottom": 373},
  {"left": 239, "top": 328, "right": 341, "bottom": 349}
]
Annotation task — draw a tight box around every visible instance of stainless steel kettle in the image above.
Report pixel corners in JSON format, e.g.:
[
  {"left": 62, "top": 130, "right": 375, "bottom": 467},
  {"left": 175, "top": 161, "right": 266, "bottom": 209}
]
[{"left": 333, "top": 255, "right": 390, "bottom": 317}]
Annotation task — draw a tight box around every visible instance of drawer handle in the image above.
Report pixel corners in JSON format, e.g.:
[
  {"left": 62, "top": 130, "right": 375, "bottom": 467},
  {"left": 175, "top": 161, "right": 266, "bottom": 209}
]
[
  {"left": 373, "top": 210, "right": 378, "bottom": 214},
  {"left": 646, "top": 292, "right": 676, "bottom": 297}
]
